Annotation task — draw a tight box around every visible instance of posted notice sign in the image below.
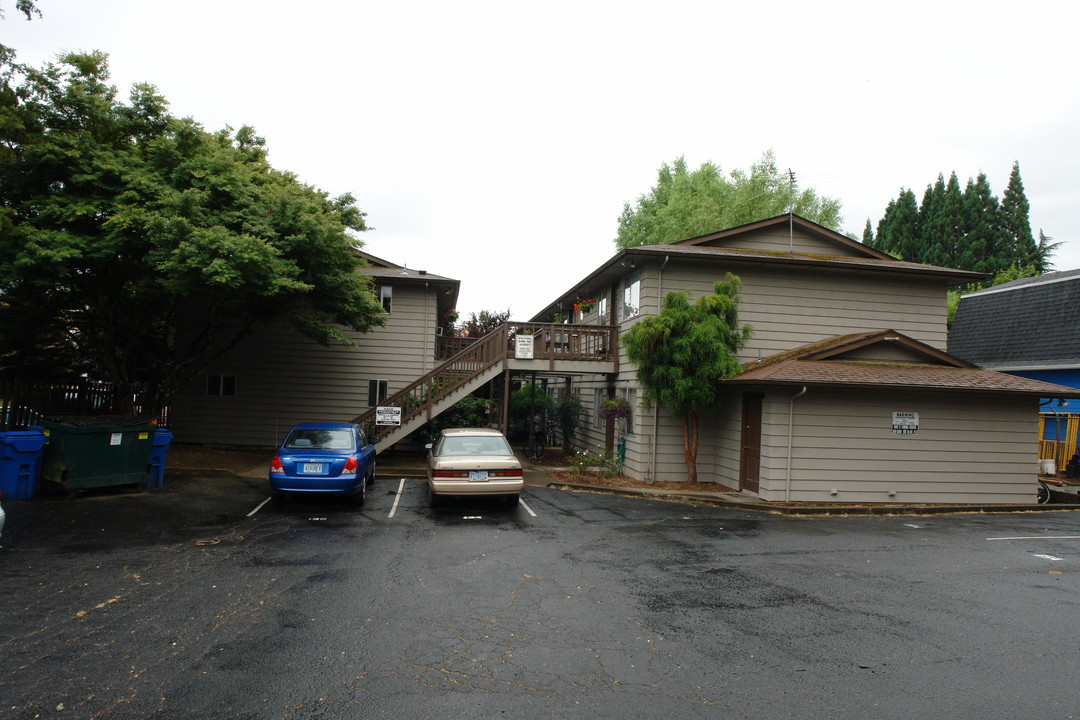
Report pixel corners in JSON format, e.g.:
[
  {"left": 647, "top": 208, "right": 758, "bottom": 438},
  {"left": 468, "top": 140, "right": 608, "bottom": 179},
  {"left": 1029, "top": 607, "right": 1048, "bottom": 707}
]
[
  {"left": 515, "top": 334, "right": 535, "bottom": 359},
  {"left": 892, "top": 411, "right": 919, "bottom": 435},
  {"left": 375, "top": 406, "right": 402, "bottom": 426}
]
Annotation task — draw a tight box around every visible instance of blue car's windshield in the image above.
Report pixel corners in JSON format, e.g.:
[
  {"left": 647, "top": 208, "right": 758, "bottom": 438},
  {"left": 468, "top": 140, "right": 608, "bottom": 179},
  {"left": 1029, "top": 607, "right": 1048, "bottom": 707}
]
[{"left": 285, "top": 429, "right": 355, "bottom": 450}]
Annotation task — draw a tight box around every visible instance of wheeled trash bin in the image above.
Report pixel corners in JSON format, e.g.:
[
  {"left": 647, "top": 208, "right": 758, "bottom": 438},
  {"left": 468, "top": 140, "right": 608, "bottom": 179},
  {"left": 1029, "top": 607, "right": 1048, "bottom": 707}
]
[
  {"left": 42, "top": 417, "right": 156, "bottom": 490},
  {"left": 0, "top": 428, "right": 47, "bottom": 499}
]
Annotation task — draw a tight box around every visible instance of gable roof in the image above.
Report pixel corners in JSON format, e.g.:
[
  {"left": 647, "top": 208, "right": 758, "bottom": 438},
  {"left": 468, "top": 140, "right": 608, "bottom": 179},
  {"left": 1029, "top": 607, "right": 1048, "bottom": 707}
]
[
  {"left": 728, "top": 330, "right": 1075, "bottom": 397},
  {"left": 531, "top": 214, "right": 986, "bottom": 321},
  {"left": 949, "top": 270, "right": 1080, "bottom": 370},
  {"left": 675, "top": 214, "right": 896, "bottom": 260}
]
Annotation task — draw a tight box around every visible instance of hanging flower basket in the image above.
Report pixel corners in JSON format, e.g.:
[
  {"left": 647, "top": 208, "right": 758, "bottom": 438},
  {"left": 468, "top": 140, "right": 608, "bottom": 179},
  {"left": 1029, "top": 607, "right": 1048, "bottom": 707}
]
[
  {"left": 443, "top": 308, "right": 459, "bottom": 324},
  {"left": 552, "top": 312, "right": 567, "bottom": 324},
  {"left": 598, "top": 396, "right": 631, "bottom": 420},
  {"left": 574, "top": 299, "right": 597, "bottom": 315}
]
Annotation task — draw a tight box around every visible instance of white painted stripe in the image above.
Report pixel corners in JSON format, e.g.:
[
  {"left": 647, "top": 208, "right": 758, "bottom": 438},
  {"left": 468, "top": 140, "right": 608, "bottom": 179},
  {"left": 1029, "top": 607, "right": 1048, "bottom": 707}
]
[
  {"left": 247, "top": 497, "right": 271, "bottom": 517},
  {"left": 1034, "top": 554, "right": 1063, "bottom": 561},
  {"left": 387, "top": 478, "right": 406, "bottom": 518},
  {"left": 987, "top": 535, "right": 1080, "bottom": 541},
  {"left": 519, "top": 497, "right": 537, "bottom": 517}
]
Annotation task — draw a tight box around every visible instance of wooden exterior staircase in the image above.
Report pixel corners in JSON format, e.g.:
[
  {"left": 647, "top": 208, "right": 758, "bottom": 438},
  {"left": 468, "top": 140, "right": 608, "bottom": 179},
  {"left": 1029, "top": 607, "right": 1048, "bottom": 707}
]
[{"left": 352, "top": 322, "right": 617, "bottom": 452}]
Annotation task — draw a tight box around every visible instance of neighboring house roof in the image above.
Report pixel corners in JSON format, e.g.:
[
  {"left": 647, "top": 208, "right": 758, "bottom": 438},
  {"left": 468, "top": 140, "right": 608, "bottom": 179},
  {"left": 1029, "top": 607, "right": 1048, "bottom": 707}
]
[
  {"left": 532, "top": 214, "right": 985, "bottom": 321},
  {"left": 728, "top": 330, "right": 1075, "bottom": 397},
  {"left": 949, "top": 270, "right": 1080, "bottom": 371}
]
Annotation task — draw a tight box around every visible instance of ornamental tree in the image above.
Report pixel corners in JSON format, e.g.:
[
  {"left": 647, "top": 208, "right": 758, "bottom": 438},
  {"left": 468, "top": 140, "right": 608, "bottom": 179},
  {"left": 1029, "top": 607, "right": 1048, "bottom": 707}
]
[
  {"left": 0, "top": 50, "right": 384, "bottom": 410},
  {"left": 616, "top": 151, "right": 844, "bottom": 249},
  {"left": 623, "top": 274, "right": 752, "bottom": 483}
]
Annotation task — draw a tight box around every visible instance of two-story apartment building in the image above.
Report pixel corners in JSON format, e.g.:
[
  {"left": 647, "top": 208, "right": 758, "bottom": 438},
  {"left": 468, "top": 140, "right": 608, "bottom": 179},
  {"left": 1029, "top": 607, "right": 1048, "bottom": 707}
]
[
  {"left": 168, "top": 251, "right": 459, "bottom": 447},
  {"left": 532, "top": 215, "right": 1072, "bottom": 504}
]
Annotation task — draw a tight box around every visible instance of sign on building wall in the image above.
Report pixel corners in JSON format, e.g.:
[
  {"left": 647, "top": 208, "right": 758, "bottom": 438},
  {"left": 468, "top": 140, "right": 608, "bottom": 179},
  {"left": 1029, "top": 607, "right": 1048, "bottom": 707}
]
[
  {"left": 515, "top": 334, "right": 534, "bottom": 359},
  {"left": 892, "top": 411, "right": 919, "bottom": 435},
  {"left": 376, "top": 406, "right": 402, "bottom": 426}
]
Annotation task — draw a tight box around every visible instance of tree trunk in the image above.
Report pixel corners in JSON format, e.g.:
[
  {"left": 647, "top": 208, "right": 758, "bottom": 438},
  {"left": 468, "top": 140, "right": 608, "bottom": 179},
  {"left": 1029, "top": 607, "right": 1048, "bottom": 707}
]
[{"left": 682, "top": 411, "right": 699, "bottom": 483}]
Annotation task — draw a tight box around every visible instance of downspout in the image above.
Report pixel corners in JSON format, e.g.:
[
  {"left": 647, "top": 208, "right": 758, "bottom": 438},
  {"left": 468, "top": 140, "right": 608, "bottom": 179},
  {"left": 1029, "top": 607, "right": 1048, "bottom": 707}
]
[
  {"left": 785, "top": 386, "right": 808, "bottom": 501},
  {"left": 649, "top": 255, "right": 670, "bottom": 484}
]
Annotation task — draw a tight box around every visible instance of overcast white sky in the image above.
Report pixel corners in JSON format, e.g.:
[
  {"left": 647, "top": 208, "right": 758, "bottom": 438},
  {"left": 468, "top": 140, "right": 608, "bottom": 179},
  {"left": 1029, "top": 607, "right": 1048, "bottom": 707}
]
[{"left": 5, "top": 0, "right": 1078, "bottom": 319}]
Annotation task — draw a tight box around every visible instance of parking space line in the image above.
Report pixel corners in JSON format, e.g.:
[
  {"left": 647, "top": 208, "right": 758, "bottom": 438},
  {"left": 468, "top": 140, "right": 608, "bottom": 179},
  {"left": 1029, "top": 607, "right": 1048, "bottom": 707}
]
[
  {"left": 986, "top": 535, "right": 1080, "bottom": 541},
  {"left": 248, "top": 497, "right": 271, "bottom": 517},
  {"left": 519, "top": 497, "right": 537, "bottom": 517},
  {"left": 387, "top": 478, "right": 406, "bottom": 518}
]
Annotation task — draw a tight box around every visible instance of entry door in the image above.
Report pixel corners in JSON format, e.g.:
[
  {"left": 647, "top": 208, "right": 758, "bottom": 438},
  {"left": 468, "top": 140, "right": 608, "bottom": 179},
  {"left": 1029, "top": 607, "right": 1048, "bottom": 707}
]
[{"left": 739, "top": 393, "right": 763, "bottom": 493}]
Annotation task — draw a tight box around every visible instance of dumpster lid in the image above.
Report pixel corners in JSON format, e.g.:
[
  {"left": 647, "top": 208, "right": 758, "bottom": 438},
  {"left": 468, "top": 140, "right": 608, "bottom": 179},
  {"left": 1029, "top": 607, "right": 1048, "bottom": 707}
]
[{"left": 44, "top": 415, "right": 158, "bottom": 428}]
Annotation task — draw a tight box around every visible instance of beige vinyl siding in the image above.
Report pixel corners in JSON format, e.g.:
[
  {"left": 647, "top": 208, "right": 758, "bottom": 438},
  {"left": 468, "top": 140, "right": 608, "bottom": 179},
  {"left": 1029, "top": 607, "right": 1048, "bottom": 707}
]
[
  {"left": 762, "top": 389, "right": 1039, "bottom": 504},
  {"left": 169, "top": 283, "right": 438, "bottom": 447},
  {"left": 701, "top": 225, "right": 870, "bottom": 257},
  {"left": 654, "top": 261, "right": 948, "bottom": 355}
]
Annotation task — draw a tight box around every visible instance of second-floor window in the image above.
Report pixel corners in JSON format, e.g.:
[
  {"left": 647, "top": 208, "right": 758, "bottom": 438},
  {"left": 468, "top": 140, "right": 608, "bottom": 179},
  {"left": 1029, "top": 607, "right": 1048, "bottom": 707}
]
[
  {"left": 379, "top": 286, "right": 393, "bottom": 313},
  {"left": 622, "top": 272, "right": 640, "bottom": 320}
]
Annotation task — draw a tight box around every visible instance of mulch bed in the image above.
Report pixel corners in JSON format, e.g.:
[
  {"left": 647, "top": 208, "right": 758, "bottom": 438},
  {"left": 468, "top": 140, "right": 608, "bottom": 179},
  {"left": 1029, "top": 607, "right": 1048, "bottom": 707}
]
[{"left": 540, "top": 447, "right": 726, "bottom": 492}]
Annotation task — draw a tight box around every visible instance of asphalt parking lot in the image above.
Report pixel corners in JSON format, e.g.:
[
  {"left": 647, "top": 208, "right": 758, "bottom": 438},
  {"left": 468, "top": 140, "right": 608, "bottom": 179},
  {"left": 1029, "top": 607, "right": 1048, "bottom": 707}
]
[{"left": 2, "top": 470, "right": 1079, "bottom": 719}]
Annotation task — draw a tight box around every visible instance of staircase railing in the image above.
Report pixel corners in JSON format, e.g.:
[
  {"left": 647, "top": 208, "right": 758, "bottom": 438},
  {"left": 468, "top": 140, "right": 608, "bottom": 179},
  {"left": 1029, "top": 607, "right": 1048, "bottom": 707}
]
[{"left": 352, "top": 322, "right": 617, "bottom": 440}]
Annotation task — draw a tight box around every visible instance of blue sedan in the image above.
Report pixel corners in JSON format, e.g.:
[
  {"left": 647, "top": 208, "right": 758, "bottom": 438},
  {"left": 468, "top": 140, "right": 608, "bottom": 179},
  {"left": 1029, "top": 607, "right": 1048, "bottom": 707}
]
[{"left": 269, "top": 422, "right": 377, "bottom": 505}]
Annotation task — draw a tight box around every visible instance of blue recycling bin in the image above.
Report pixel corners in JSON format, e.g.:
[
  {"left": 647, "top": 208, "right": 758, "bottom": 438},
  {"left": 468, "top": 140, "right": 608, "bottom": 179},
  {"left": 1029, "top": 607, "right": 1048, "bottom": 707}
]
[
  {"left": 147, "top": 428, "right": 173, "bottom": 488},
  {"left": 0, "top": 429, "right": 47, "bottom": 500}
]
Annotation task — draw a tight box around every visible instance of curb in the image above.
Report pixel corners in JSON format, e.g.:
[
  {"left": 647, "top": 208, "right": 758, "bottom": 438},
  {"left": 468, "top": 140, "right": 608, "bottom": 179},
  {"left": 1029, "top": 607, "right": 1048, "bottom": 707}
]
[{"left": 547, "top": 482, "right": 1080, "bottom": 516}]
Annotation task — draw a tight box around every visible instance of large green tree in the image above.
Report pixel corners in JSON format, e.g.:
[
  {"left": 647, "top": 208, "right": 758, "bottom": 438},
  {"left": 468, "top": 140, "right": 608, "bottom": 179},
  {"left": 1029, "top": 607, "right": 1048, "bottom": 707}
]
[
  {"left": 0, "top": 50, "right": 384, "bottom": 410},
  {"left": 868, "top": 163, "right": 1049, "bottom": 281},
  {"left": 623, "top": 274, "right": 752, "bottom": 483},
  {"left": 616, "top": 151, "right": 844, "bottom": 248},
  {"left": 1000, "top": 161, "right": 1037, "bottom": 269}
]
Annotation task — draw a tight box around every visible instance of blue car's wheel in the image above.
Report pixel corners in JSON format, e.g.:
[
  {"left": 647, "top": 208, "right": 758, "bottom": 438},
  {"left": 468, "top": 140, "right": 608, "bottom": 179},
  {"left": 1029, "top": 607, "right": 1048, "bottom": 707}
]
[{"left": 348, "top": 477, "right": 366, "bottom": 507}]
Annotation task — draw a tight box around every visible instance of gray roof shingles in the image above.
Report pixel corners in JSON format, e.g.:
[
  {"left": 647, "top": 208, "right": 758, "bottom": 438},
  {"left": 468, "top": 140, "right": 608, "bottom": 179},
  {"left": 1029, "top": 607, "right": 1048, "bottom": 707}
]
[{"left": 948, "top": 271, "right": 1080, "bottom": 367}]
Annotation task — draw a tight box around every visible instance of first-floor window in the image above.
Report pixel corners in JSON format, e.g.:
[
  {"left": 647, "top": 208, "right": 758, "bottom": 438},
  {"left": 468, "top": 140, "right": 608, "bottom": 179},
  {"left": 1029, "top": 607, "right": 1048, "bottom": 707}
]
[
  {"left": 207, "top": 373, "right": 236, "bottom": 397},
  {"left": 620, "top": 388, "right": 636, "bottom": 435},
  {"left": 368, "top": 379, "right": 388, "bottom": 406}
]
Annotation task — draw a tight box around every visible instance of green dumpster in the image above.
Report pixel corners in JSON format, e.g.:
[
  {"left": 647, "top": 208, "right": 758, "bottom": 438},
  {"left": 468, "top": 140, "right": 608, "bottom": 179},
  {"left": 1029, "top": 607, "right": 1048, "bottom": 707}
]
[{"left": 42, "top": 417, "right": 157, "bottom": 490}]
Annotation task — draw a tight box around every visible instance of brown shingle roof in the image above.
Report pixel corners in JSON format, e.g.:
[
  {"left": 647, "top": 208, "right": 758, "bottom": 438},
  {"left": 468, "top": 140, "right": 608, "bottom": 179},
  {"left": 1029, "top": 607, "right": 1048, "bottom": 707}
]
[{"left": 728, "top": 330, "right": 1076, "bottom": 397}]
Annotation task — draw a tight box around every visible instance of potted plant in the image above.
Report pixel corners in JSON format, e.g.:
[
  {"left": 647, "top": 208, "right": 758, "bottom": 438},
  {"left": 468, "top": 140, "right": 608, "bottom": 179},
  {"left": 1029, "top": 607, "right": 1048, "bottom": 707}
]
[
  {"left": 575, "top": 299, "right": 596, "bottom": 315},
  {"left": 598, "top": 396, "right": 631, "bottom": 421}
]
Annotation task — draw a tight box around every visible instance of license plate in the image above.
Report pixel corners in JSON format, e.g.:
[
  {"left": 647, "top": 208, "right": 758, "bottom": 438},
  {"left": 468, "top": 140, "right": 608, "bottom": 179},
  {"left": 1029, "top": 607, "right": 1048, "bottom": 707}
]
[
  {"left": 303, "top": 463, "right": 324, "bottom": 474},
  {"left": 469, "top": 471, "right": 489, "bottom": 481}
]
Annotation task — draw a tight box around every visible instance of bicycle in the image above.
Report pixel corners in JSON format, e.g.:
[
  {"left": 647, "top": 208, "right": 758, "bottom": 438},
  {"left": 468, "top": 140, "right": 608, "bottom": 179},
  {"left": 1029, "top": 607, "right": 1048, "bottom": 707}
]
[{"left": 524, "top": 433, "right": 544, "bottom": 462}]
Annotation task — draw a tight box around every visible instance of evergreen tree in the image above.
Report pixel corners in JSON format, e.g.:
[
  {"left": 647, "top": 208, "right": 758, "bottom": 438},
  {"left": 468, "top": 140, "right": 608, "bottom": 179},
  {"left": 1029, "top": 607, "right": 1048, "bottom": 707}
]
[
  {"left": 917, "top": 175, "right": 948, "bottom": 266},
  {"left": 871, "top": 163, "right": 1056, "bottom": 281},
  {"left": 962, "top": 173, "right": 1009, "bottom": 275},
  {"left": 876, "top": 189, "right": 919, "bottom": 258},
  {"left": 1032, "top": 230, "right": 1063, "bottom": 274},
  {"left": 1000, "top": 161, "right": 1036, "bottom": 269},
  {"left": 623, "top": 275, "right": 751, "bottom": 483},
  {"left": 861, "top": 218, "right": 874, "bottom": 246}
]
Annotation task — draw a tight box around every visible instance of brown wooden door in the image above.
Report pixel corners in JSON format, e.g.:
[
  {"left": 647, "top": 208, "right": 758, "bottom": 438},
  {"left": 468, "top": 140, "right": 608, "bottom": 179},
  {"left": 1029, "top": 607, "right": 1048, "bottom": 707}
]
[{"left": 739, "top": 393, "right": 763, "bottom": 493}]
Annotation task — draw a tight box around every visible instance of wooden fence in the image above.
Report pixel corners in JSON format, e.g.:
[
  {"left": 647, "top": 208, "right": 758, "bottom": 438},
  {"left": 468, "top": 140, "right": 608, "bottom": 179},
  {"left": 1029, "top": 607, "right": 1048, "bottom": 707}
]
[{"left": 0, "top": 378, "right": 168, "bottom": 430}]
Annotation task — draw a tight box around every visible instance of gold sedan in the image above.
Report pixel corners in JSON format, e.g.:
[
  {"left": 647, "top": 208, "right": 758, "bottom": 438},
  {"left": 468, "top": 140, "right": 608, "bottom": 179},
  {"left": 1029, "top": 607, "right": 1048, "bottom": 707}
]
[{"left": 426, "top": 428, "right": 524, "bottom": 506}]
